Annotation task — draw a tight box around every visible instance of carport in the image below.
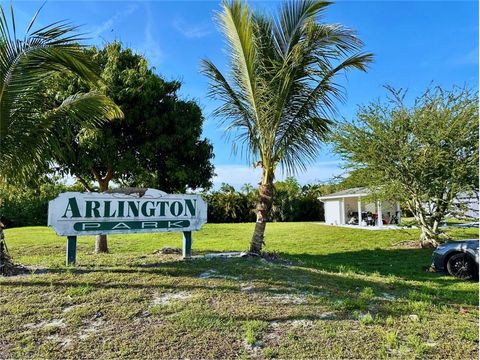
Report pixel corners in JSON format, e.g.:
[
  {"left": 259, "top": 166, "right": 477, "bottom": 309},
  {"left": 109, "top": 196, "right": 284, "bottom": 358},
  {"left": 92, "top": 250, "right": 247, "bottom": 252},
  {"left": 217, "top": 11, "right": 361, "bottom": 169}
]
[{"left": 318, "top": 187, "right": 401, "bottom": 227}]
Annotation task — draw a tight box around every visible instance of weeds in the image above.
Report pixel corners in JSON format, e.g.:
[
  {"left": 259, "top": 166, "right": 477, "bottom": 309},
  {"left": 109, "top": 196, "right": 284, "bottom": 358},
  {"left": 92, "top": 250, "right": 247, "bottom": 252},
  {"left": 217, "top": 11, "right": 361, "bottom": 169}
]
[{"left": 244, "top": 320, "right": 268, "bottom": 345}]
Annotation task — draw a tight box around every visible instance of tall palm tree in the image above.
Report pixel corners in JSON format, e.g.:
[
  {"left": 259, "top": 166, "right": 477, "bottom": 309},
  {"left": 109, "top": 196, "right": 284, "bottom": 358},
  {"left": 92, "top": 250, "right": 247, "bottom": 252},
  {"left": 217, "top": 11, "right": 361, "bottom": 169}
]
[
  {"left": 0, "top": 5, "right": 123, "bottom": 182},
  {"left": 202, "top": 0, "right": 373, "bottom": 254}
]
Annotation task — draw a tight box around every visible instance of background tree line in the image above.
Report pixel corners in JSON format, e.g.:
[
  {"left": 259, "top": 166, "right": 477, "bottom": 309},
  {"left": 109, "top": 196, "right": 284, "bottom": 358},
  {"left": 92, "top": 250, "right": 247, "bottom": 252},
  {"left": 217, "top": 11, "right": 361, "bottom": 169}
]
[
  {"left": 0, "top": 176, "right": 354, "bottom": 227},
  {"left": 205, "top": 178, "right": 326, "bottom": 223}
]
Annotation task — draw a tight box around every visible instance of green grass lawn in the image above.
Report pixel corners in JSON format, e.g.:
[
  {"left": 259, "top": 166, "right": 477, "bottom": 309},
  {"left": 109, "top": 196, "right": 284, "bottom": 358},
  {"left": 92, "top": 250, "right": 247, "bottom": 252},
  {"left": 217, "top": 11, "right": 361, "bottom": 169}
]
[{"left": 1, "top": 223, "right": 478, "bottom": 359}]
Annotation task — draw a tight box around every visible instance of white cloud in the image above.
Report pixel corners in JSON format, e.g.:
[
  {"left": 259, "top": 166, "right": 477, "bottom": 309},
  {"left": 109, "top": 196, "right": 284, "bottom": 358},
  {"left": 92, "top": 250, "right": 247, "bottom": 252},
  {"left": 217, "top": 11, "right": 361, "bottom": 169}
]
[
  {"left": 90, "top": 4, "right": 138, "bottom": 39},
  {"left": 212, "top": 161, "right": 346, "bottom": 189},
  {"left": 172, "top": 18, "right": 212, "bottom": 39}
]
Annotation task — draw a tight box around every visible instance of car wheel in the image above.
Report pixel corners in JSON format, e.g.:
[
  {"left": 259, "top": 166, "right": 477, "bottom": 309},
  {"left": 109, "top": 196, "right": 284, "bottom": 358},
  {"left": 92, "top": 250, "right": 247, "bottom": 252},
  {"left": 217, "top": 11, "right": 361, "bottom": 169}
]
[{"left": 446, "top": 253, "right": 477, "bottom": 280}]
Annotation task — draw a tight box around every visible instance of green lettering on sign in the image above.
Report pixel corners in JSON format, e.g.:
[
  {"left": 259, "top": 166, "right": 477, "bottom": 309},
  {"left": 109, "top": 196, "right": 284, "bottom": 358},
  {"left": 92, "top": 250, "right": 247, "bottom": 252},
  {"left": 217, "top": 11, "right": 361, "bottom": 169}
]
[
  {"left": 73, "top": 220, "right": 191, "bottom": 232},
  {"left": 62, "top": 197, "right": 81, "bottom": 218},
  {"left": 85, "top": 201, "right": 101, "bottom": 218},
  {"left": 184, "top": 199, "right": 196, "bottom": 216}
]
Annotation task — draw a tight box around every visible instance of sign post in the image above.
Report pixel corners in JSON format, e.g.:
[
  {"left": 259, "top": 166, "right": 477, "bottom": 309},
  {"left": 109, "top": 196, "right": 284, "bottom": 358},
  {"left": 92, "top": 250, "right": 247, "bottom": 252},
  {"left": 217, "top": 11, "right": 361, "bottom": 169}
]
[
  {"left": 48, "top": 189, "right": 207, "bottom": 265},
  {"left": 66, "top": 236, "right": 77, "bottom": 265},
  {"left": 182, "top": 231, "right": 192, "bottom": 259}
]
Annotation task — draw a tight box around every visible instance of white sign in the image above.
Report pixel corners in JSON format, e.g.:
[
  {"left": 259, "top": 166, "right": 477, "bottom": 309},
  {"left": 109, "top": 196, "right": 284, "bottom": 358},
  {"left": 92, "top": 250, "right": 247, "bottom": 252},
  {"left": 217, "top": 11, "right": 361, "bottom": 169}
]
[{"left": 48, "top": 189, "right": 207, "bottom": 236}]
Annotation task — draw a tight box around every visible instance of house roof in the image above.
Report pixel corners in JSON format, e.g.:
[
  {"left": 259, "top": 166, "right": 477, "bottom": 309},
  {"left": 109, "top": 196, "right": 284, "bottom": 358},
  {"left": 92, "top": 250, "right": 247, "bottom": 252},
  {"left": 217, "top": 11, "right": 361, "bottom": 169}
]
[{"left": 318, "top": 187, "right": 370, "bottom": 200}]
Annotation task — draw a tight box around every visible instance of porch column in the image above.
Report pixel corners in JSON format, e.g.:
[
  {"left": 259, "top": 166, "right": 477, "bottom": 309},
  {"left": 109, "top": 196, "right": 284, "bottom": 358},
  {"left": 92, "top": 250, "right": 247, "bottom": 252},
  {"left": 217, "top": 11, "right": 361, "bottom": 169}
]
[
  {"left": 357, "top": 198, "right": 362, "bottom": 226},
  {"left": 377, "top": 201, "right": 383, "bottom": 227},
  {"left": 396, "top": 202, "right": 402, "bottom": 224},
  {"left": 340, "top": 197, "right": 345, "bottom": 224}
]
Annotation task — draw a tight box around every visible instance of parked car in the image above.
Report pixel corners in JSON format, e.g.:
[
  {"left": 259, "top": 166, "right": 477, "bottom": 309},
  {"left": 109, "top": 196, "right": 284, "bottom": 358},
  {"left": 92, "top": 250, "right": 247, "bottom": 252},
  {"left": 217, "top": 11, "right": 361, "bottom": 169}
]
[{"left": 432, "top": 239, "right": 479, "bottom": 280}]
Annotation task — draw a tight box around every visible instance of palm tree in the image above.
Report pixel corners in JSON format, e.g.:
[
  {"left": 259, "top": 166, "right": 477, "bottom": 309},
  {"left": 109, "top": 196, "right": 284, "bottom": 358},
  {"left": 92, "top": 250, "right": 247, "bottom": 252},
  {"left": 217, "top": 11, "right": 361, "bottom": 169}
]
[
  {"left": 202, "top": 0, "right": 373, "bottom": 254},
  {"left": 0, "top": 5, "right": 123, "bottom": 182}
]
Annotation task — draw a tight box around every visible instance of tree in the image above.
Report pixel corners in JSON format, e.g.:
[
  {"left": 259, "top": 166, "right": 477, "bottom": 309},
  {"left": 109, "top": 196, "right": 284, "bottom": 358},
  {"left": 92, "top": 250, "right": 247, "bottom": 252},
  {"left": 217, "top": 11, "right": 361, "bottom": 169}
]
[
  {"left": 201, "top": 0, "right": 372, "bottom": 254},
  {"left": 272, "top": 177, "right": 301, "bottom": 221},
  {"left": 331, "top": 86, "right": 479, "bottom": 247},
  {"left": 0, "top": 177, "right": 83, "bottom": 228},
  {"left": 203, "top": 183, "right": 256, "bottom": 223},
  {"left": 0, "top": 5, "right": 122, "bottom": 272},
  {"left": 0, "top": 5, "right": 122, "bottom": 183},
  {"left": 50, "top": 42, "right": 214, "bottom": 252}
]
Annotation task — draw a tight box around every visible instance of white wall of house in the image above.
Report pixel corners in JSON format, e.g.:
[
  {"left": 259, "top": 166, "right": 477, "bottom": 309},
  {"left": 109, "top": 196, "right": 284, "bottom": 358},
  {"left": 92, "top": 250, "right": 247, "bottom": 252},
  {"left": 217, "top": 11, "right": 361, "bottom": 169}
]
[
  {"left": 453, "top": 194, "right": 479, "bottom": 219},
  {"left": 324, "top": 200, "right": 342, "bottom": 225}
]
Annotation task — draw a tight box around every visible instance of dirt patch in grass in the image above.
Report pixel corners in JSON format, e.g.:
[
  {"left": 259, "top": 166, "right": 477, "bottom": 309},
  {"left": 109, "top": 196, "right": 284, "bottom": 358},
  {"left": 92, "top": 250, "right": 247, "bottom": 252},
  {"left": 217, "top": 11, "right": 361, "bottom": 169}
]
[
  {"left": 1, "top": 263, "right": 34, "bottom": 277},
  {"left": 78, "top": 317, "right": 105, "bottom": 340},
  {"left": 23, "top": 318, "right": 66, "bottom": 330},
  {"left": 390, "top": 240, "right": 422, "bottom": 249},
  {"left": 267, "top": 293, "right": 306, "bottom": 305},
  {"left": 154, "top": 247, "right": 182, "bottom": 255},
  {"left": 240, "top": 282, "right": 255, "bottom": 292},
  {"left": 151, "top": 291, "right": 192, "bottom": 306},
  {"left": 198, "top": 269, "right": 240, "bottom": 280}
]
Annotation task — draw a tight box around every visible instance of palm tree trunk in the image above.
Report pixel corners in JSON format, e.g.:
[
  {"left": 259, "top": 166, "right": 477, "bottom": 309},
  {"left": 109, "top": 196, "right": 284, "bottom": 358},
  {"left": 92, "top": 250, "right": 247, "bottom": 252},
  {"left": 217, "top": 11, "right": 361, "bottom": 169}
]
[
  {"left": 0, "top": 224, "right": 14, "bottom": 276},
  {"left": 250, "top": 178, "right": 274, "bottom": 254}
]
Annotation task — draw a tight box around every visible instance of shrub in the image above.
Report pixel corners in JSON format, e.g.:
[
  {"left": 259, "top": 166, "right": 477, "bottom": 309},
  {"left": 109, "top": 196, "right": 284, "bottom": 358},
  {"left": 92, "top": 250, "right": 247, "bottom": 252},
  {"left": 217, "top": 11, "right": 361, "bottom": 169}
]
[
  {"left": 204, "top": 178, "right": 325, "bottom": 223},
  {"left": 0, "top": 180, "right": 83, "bottom": 228}
]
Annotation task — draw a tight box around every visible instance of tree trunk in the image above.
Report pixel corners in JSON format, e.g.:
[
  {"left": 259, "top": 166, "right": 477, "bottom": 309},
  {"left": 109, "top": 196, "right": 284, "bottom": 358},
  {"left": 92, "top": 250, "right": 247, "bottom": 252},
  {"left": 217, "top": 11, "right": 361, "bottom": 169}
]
[
  {"left": 0, "top": 224, "right": 14, "bottom": 276},
  {"left": 408, "top": 199, "right": 445, "bottom": 248},
  {"left": 419, "top": 227, "right": 439, "bottom": 248},
  {"left": 95, "top": 235, "right": 108, "bottom": 253},
  {"left": 249, "top": 178, "right": 274, "bottom": 254},
  {"left": 92, "top": 168, "right": 113, "bottom": 254}
]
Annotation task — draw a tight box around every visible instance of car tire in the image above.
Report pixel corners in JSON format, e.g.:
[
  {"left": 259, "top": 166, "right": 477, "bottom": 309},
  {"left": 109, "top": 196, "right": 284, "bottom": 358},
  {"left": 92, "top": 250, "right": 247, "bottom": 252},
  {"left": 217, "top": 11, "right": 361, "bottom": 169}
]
[{"left": 446, "top": 253, "right": 477, "bottom": 280}]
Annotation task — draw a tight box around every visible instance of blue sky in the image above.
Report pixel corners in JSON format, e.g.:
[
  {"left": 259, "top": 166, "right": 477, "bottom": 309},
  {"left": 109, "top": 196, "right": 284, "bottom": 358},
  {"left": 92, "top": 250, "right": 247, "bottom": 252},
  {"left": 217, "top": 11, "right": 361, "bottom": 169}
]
[{"left": 9, "top": 0, "right": 479, "bottom": 188}]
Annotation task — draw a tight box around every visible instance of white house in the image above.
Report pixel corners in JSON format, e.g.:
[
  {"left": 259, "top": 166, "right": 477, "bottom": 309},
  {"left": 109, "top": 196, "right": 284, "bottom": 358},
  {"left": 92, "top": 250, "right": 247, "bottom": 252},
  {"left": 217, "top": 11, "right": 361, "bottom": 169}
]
[
  {"left": 318, "top": 187, "right": 401, "bottom": 227},
  {"left": 452, "top": 192, "right": 479, "bottom": 219}
]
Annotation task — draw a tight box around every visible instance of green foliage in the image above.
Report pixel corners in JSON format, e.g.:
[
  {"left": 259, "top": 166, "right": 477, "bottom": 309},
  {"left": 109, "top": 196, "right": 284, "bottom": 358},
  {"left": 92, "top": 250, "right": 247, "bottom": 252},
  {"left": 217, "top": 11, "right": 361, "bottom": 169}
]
[
  {"left": 0, "top": 180, "right": 83, "bottom": 228},
  {"left": 202, "top": 0, "right": 372, "bottom": 251},
  {"left": 0, "top": 5, "right": 122, "bottom": 183},
  {"left": 204, "top": 184, "right": 256, "bottom": 223},
  {"left": 359, "top": 287, "right": 375, "bottom": 301},
  {"left": 356, "top": 311, "right": 374, "bottom": 325},
  {"left": 50, "top": 42, "right": 214, "bottom": 193},
  {"left": 331, "top": 86, "right": 479, "bottom": 246},
  {"left": 272, "top": 177, "right": 324, "bottom": 222},
  {"left": 243, "top": 320, "right": 268, "bottom": 345},
  {"left": 263, "top": 347, "right": 278, "bottom": 359},
  {"left": 202, "top": 0, "right": 372, "bottom": 176},
  {"left": 385, "top": 330, "right": 398, "bottom": 349},
  {"left": 204, "top": 177, "right": 324, "bottom": 223},
  {"left": 406, "top": 334, "right": 428, "bottom": 356}
]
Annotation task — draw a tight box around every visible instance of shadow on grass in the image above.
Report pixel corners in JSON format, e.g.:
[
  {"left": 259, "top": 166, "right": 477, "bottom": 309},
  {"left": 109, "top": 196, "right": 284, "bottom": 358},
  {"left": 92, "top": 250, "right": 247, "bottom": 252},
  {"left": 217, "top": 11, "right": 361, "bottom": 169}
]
[
  {"left": 281, "top": 248, "right": 436, "bottom": 280},
  {"left": 1, "top": 250, "right": 477, "bottom": 309}
]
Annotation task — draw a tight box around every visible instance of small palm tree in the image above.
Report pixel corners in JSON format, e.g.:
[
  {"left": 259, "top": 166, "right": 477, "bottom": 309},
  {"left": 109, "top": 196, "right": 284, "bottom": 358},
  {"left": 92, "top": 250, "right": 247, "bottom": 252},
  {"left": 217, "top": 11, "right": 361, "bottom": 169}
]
[
  {"left": 0, "top": 5, "right": 122, "bottom": 181},
  {"left": 202, "top": 0, "right": 372, "bottom": 254}
]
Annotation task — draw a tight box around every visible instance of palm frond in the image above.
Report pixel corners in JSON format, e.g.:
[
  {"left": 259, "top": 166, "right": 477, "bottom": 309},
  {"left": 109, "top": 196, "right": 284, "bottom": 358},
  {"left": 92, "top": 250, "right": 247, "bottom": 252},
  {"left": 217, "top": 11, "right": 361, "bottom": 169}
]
[
  {"left": 273, "top": 0, "right": 331, "bottom": 56},
  {"left": 0, "top": 5, "right": 103, "bottom": 137},
  {"left": 217, "top": 1, "right": 261, "bottom": 126},
  {"left": 47, "top": 91, "right": 122, "bottom": 125},
  {"left": 203, "top": 0, "right": 373, "bottom": 179},
  {"left": 0, "top": 4, "right": 123, "bottom": 182},
  {"left": 0, "top": 92, "right": 122, "bottom": 182}
]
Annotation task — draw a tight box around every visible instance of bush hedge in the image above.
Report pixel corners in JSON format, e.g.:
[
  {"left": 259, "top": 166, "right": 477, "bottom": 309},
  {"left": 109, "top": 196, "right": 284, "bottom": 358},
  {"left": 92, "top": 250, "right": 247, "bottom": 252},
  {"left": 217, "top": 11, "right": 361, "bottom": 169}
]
[
  {"left": 0, "top": 178, "right": 325, "bottom": 227},
  {"left": 0, "top": 181, "right": 83, "bottom": 228}
]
